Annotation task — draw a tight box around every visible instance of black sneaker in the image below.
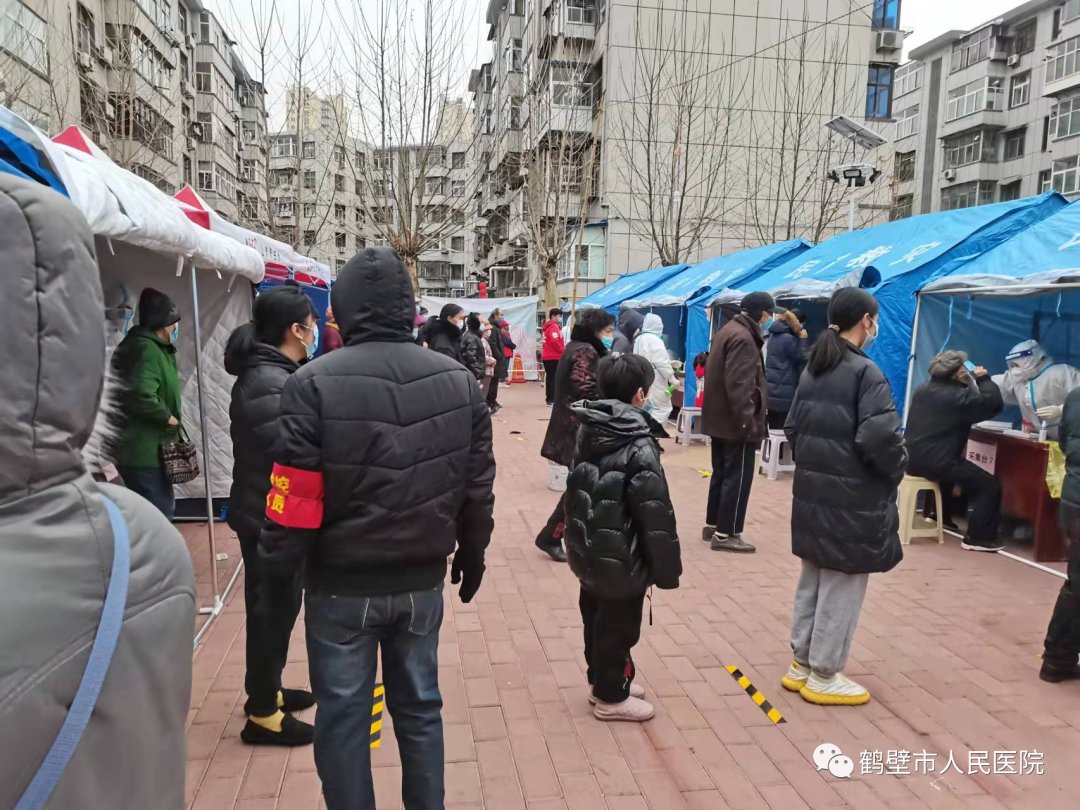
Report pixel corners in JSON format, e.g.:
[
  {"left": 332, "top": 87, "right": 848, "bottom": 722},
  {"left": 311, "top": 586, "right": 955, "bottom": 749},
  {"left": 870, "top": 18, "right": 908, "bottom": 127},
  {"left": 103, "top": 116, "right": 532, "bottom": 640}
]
[
  {"left": 961, "top": 538, "right": 1005, "bottom": 552},
  {"left": 241, "top": 713, "right": 314, "bottom": 747},
  {"left": 1039, "top": 662, "right": 1080, "bottom": 683},
  {"left": 701, "top": 525, "right": 716, "bottom": 542},
  {"left": 280, "top": 688, "right": 316, "bottom": 713},
  {"left": 535, "top": 538, "right": 567, "bottom": 562},
  {"left": 710, "top": 534, "right": 756, "bottom": 553}
]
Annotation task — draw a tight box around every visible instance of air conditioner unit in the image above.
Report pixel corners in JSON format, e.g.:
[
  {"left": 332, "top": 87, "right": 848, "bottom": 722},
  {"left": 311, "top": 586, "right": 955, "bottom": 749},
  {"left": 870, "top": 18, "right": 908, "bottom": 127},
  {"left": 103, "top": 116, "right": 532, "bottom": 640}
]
[
  {"left": 105, "top": 102, "right": 115, "bottom": 120},
  {"left": 187, "top": 35, "right": 197, "bottom": 50},
  {"left": 95, "top": 131, "right": 108, "bottom": 147},
  {"left": 876, "top": 30, "right": 902, "bottom": 52},
  {"left": 1008, "top": 54, "right": 1021, "bottom": 67},
  {"left": 77, "top": 52, "right": 93, "bottom": 71},
  {"left": 181, "top": 80, "right": 193, "bottom": 98},
  {"left": 165, "top": 28, "right": 181, "bottom": 47},
  {"left": 186, "top": 137, "right": 195, "bottom": 150},
  {"left": 943, "top": 169, "right": 957, "bottom": 181}
]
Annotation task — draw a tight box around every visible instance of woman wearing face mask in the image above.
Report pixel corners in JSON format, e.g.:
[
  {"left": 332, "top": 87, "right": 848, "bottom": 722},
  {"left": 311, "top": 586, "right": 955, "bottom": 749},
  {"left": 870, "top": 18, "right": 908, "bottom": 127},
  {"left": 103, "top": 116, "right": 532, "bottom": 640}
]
[
  {"left": 427, "top": 302, "right": 467, "bottom": 364},
  {"left": 781, "top": 288, "right": 907, "bottom": 706},
  {"left": 537, "top": 307, "right": 616, "bottom": 562},
  {"left": 223, "top": 285, "right": 318, "bottom": 747},
  {"left": 110, "top": 287, "right": 184, "bottom": 520}
]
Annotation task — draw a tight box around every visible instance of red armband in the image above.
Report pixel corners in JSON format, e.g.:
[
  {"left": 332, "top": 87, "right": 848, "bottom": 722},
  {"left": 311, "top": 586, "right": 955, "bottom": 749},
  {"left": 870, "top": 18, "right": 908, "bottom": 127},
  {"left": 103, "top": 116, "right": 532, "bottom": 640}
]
[{"left": 265, "top": 464, "right": 325, "bottom": 529}]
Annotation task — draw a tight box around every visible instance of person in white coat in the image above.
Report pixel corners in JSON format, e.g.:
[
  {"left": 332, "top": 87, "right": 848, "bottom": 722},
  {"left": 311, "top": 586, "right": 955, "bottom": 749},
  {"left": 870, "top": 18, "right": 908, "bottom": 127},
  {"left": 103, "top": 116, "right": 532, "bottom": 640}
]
[
  {"left": 634, "top": 313, "right": 679, "bottom": 424},
  {"left": 993, "top": 340, "right": 1080, "bottom": 438}
]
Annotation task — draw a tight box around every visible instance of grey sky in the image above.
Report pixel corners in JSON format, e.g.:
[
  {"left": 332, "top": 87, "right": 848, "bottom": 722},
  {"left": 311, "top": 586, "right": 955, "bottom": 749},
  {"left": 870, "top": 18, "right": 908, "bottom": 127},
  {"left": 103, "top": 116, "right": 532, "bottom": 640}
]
[{"left": 902, "top": 0, "right": 1029, "bottom": 57}]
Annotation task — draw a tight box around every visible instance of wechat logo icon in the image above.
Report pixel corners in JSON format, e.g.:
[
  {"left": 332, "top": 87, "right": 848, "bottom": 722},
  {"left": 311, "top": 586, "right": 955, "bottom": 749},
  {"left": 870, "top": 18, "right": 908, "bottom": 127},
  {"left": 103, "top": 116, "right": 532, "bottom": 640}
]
[{"left": 813, "top": 743, "right": 855, "bottom": 779}]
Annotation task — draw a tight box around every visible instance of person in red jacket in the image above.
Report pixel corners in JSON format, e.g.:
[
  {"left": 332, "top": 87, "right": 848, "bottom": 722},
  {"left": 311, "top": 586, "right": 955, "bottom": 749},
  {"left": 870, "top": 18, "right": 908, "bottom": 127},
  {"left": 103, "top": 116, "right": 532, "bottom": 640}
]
[
  {"left": 541, "top": 307, "right": 566, "bottom": 405},
  {"left": 321, "top": 305, "right": 344, "bottom": 354}
]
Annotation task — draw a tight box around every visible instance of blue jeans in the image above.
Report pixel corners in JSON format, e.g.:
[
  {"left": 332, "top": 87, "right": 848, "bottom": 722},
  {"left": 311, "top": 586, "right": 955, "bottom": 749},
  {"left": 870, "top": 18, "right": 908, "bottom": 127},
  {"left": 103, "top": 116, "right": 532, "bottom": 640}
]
[
  {"left": 117, "top": 465, "right": 175, "bottom": 521},
  {"left": 306, "top": 586, "right": 445, "bottom": 810}
]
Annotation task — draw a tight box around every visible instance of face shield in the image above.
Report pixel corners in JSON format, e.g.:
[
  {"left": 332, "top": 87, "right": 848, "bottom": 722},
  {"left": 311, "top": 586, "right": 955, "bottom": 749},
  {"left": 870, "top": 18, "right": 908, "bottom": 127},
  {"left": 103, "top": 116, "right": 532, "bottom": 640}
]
[{"left": 1006, "top": 340, "right": 1048, "bottom": 382}]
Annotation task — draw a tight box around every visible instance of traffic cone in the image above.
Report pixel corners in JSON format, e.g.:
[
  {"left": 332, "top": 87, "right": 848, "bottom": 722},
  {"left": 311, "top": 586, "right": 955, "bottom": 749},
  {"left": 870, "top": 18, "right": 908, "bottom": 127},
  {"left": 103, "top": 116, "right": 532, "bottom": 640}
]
[{"left": 510, "top": 353, "right": 526, "bottom": 384}]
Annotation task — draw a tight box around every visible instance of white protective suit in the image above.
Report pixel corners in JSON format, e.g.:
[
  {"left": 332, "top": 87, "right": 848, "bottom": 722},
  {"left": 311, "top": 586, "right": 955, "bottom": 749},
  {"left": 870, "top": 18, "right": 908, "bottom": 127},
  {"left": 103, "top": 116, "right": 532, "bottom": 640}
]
[
  {"left": 634, "top": 313, "right": 678, "bottom": 424},
  {"left": 992, "top": 340, "right": 1080, "bottom": 437}
]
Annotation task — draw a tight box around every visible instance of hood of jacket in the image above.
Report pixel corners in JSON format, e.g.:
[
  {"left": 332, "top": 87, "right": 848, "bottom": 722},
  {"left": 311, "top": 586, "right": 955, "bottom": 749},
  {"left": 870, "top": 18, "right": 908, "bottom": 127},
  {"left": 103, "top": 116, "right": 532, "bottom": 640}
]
[
  {"left": 642, "top": 313, "right": 664, "bottom": 336},
  {"left": 1, "top": 176, "right": 102, "bottom": 503},
  {"left": 618, "top": 308, "right": 644, "bottom": 339},
  {"left": 224, "top": 339, "right": 298, "bottom": 378},
  {"left": 769, "top": 318, "right": 795, "bottom": 337},
  {"left": 332, "top": 247, "right": 416, "bottom": 344},
  {"left": 571, "top": 400, "right": 668, "bottom": 459},
  {"left": 428, "top": 316, "right": 465, "bottom": 344}
]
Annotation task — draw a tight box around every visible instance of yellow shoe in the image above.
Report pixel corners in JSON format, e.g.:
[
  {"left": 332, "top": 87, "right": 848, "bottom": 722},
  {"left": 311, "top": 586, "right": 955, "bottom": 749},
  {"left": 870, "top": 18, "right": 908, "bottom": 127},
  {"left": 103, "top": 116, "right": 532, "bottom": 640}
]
[
  {"left": 800, "top": 672, "right": 870, "bottom": 706},
  {"left": 781, "top": 662, "right": 809, "bottom": 692}
]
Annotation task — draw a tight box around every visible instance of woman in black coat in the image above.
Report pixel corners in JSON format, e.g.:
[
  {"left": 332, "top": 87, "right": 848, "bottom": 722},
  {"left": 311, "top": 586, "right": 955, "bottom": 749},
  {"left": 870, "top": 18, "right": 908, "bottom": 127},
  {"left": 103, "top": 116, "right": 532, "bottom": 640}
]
[
  {"left": 460, "top": 313, "right": 487, "bottom": 382},
  {"left": 225, "top": 286, "right": 319, "bottom": 747},
  {"left": 781, "top": 288, "right": 907, "bottom": 708},
  {"left": 536, "top": 307, "right": 616, "bottom": 561},
  {"left": 765, "top": 308, "right": 808, "bottom": 429},
  {"left": 426, "top": 303, "right": 467, "bottom": 363}
]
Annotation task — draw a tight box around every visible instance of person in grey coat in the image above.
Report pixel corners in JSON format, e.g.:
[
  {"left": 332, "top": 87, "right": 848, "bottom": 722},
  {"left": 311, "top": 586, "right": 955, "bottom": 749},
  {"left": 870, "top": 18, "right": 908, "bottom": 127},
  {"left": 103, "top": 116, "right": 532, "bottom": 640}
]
[
  {"left": 611, "top": 307, "right": 644, "bottom": 355},
  {"left": 0, "top": 175, "right": 196, "bottom": 809}
]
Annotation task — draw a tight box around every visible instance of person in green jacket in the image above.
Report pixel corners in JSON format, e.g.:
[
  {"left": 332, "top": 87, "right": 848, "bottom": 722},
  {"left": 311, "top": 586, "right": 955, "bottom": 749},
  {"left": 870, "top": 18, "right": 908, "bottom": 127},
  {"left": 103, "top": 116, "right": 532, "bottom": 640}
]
[{"left": 111, "top": 288, "right": 183, "bottom": 520}]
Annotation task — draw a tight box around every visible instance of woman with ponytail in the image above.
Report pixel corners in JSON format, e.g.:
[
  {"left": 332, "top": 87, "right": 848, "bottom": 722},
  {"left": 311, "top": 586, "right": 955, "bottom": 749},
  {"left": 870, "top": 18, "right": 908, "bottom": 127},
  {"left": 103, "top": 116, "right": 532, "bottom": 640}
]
[
  {"left": 224, "top": 285, "right": 319, "bottom": 747},
  {"left": 780, "top": 287, "right": 907, "bottom": 707}
]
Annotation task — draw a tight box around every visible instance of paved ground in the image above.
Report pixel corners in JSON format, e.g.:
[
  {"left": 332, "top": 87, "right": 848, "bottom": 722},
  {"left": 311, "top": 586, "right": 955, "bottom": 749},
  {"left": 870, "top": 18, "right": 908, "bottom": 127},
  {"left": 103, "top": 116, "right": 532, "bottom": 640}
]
[{"left": 187, "top": 384, "right": 1080, "bottom": 809}]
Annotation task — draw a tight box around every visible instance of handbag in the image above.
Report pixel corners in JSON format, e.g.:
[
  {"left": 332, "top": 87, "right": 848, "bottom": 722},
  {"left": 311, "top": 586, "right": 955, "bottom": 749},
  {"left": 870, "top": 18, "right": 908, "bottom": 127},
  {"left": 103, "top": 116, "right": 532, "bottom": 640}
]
[
  {"left": 160, "top": 425, "right": 200, "bottom": 485},
  {"left": 15, "top": 496, "right": 130, "bottom": 810}
]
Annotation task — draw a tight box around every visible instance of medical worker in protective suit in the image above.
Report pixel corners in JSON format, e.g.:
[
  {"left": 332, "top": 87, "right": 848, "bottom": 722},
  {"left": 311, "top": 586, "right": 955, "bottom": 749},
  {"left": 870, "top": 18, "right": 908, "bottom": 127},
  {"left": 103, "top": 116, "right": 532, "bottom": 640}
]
[
  {"left": 634, "top": 313, "right": 679, "bottom": 425},
  {"left": 993, "top": 340, "right": 1080, "bottom": 437}
]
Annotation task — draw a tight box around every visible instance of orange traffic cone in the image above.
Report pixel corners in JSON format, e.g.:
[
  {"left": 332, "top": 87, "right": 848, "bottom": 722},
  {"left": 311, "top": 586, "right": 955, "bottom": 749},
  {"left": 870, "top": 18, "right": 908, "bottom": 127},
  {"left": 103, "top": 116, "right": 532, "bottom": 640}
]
[{"left": 510, "top": 353, "right": 526, "bottom": 384}]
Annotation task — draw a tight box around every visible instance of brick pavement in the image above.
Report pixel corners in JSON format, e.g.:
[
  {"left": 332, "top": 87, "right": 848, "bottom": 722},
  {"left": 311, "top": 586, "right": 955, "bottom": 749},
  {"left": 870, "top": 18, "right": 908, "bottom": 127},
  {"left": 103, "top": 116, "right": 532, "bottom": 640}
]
[{"left": 187, "top": 384, "right": 1080, "bottom": 809}]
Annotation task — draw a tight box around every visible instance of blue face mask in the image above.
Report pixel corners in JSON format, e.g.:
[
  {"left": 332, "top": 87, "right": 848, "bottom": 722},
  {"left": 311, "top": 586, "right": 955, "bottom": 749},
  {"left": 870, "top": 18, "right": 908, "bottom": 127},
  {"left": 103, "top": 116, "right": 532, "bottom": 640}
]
[
  {"left": 862, "top": 318, "right": 879, "bottom": 352},
  {"left": 761, "top": 316, "right": 774, "bottom": 335},
  {"left": 601, "top": 335, "right": 615, "bottom": 350},
  {"left": 169, "top": 323, "right": 180, "bottom": 344},
  {"left": 305, "top": 325, "right": 319, "bottom": 359}
]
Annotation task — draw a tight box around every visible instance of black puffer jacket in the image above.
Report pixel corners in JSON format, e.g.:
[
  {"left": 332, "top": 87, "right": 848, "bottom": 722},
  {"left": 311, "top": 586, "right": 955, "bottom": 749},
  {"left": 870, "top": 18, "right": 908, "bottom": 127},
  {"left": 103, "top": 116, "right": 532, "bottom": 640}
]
[
  {"left": 225, "top": 341, "right": 298, "bottom": 538},
  {"left": 611, "top": 308, "right": 644, "bottom": 356},
  {"left": 765, "top": 319, "right": 807, "bottom": 414},
  {"left": 260, "top": 248, "right": 496, "bottom": 596},
  {"left": 906, "top": 376, "right": 1003, "bottom": 478},
  {"left": 542, "top": 325, "right": 608, "bottom": 467},
  {"left": 564, "top": 401, "right": 681, "bottom": 598},
  {"left": 785, "top": 343, "right": 908, "bottom": 574},
  {"left": 427, "top": 317, "right": 466, "bottom": 364},
  {"left": 1059, "top": 387, "right": 1080, "bottom": 506},
  {"left": 461, "top": 329, "right": 486, "bottom": 380}
]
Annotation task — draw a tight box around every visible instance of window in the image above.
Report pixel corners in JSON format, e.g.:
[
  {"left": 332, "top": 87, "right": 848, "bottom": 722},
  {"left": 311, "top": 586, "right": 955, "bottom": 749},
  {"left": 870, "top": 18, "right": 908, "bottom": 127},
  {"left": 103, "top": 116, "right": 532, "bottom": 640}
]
[
  {"left": 197, "top": 161, "right": 214, "bottom": 191},
  {"left": 77, "top": 5, "right": 94, "bottom": 55},
  {"left": 894, "top": 105, "right": 919, "bottom": 140},
  {"left": 303, "top": 170, "right": 316, "bottom": 189},
  {"left": 946, "top": 78, "right": 1004, "bottom": 121},
  {"left": 304, "top": 230, "right": 316, "bottom": 246},
  {"left": 451, "top": 179, "right": 466, "bottom": 196},
  {"left": 1052, "top": 156, "right": 1080, "bottom": 194},
  {"left": 199, "top": 10, "right": 210, "bottom": 43},
  {"left": 1040, "top": 169, "right": 1053, "bottom": 193},
  {"left": 271, "top": 135, "right": 297, "bottom": 158},
  {"left": 303, "top": 141, "right": 315, "bottom": 159},
  {"left": 355, "top": 207, "right": 364, "bottom": 224},
  {"left": 335, "top": 174, "right": 345, "bottom": 192},
  {"left": 335, "top": 232, "right": 347, "bottom": 250},
  {"left": 891, "top": 194, "right": 913, "bottom": 221},
  {"left": 871, "top": 0, "right": 899, "bottom": 30},
  {"left": 276, "top": 201, "right": 295, "bottom": 218},
  {"left": 1000, "top": 180, "right": 1022, "bottom": 202},
  {"left": 552, "top": 65, "right": 591, "bottom": 106},
  {"left": 356, "top": 234, "right": 366, "bottom": 248},
  {"left": 1055, "top": 9, "right": 1063, "bottom": 41},
  {"left": 178, "top": 4, "right": 189, "bottom": 37},
  {"left": 453, "top": 210, "right": 465, "bottom": 226},
  {"left": 511, "top": 0, "right": 524, "bottom": 14},
  {"left": 355, "top": 180, "right": 363, "bottom": 196},
  {"left": 303, "top": 202, "right": 316, "bottom": 217},
  {"left": 242, "top": 124, "right": 257, "bottom": 143},
  {"left": 895, "top": 151, "right": 916, "bottom": 182},
  {"left": 894, "top": 63, "right": 922, "bottom": 98},
  {"left": 565, "top": 0, "right": 597, "bottom": 25},
  {"left": 1013, "top": 19, "right": 1036, "bottom": 55},
  {"left": 334, "top": 203, "right": 346, "bottom": 222},
  {"left": 183, "top": 155, "right": 192, "bottom": 186},
  {"left": 1003, "top": 129, "right": 1026, "bottom": 161},
  {"left": 1067, "top": 0, "right": 1080, "bottom": 24},
  {"left": 321, "top": 101, "right": 334, "bottom": 127},
  {"left": 505, "top": 38, "right": 523, "bottom": 72},
  {"left": 195, "top": 62, "right": 211, "bottom": 92},
  {"left": 1011, "top": 73, "right": 1031, "bottom": 108},
  {"left": 373, "top": 151, "right": 387, "bottom": 171},
  {"left": 355, "top": 151, "right": 365, "bottom": 171},
  {"left": 196, "top": 111, "right": 213, "bottom": 143},
  {"left": 241, "top": 159, "right": 257, "bottom": 182},
  {"left": 1052, "top": 92, "right": 1080, "bottom": 139},
  {"left": 452, "top": 151, "right": 466, "bottom": 170},
  {"left": 333, "top": 147, "right": 345, "bottom": 170},
  {"left": 269, "top": 168, "right": 295, "bottom": 187},
  {"left": 866, "top": 65, "right": 894, "bottom": 119},
  {"left": 451, "top": 236, "right": 465, "bottom": 252},
  {"left": 944, "top": 131, "right": 994, "bottom": 168},
  {"left": 509, "top": 96, "right": 522, "bottom": 129},
  {"left": 950, "top": 26, "right": 995, "bottom": 73},
  {"left": 426, "top": 176, "right": 444, "bottom": 195},
  {"left": 1046, "top": 36, "right": 1080, "bottom": 85},
  {"left": 941, "top": 181, "right": 996, "bottom": 210},
  {"left": 450, "top": 264, "right": 465, "bottom": 281}
]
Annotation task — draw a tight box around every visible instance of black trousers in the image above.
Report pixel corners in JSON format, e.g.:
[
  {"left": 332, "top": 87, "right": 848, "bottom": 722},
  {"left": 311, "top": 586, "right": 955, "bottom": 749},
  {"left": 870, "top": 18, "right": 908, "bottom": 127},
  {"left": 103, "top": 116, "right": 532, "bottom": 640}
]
[
  {"left": 486, "top": 370, "right": 502, "bottom": 408},
  {"left": 706, "top": 439, "right": 757, "bottom": 536},
  {"left": 239, "top": 527, "right": 304, "bottom": 716},
  {"left": 915, "top": 461, "right": 1000, "bottom": 543},
  {"left": 766, "top": 410, "right": 788, "bottom": 431},
  {"left": 1045, "top": 504, "right": 1080, "bottom": 671},
  {"left": 537, "top": 492, "right": 566, "bottom": 548},
  {"left": 543, "top": 360, "right": 559, "bottom": 404},
  {"left": 579, "top": 588, "right": 644, "bottom": 703}
]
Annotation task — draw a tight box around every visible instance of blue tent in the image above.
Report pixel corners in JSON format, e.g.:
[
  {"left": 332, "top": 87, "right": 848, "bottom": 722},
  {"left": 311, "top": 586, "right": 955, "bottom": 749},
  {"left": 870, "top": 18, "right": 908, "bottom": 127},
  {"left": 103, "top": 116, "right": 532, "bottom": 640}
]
[
  {"left": 619, "top": 239, "right": 811, "bottom": 406},
  {"left": 575, "top": 263, "right": 688, "bottom": 314},
  {"left": 0, "top": 123, "right": 68, "bottom": 196},
  {"left": 727, "top": 193, "right": 1067, "bottom": 405},
  {"left": 907, "top": 199, "right": 1080, "bottom": 419}
]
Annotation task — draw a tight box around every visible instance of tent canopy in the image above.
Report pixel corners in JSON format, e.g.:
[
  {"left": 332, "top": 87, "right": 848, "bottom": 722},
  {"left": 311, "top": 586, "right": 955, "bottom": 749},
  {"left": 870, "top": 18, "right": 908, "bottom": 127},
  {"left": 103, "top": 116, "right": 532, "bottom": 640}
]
[
  {"left": 421, "top": 295, "right": 542, "bottom": 380},
  {"left": 576, "top": 264, "right": 688, "bottom": 313}
]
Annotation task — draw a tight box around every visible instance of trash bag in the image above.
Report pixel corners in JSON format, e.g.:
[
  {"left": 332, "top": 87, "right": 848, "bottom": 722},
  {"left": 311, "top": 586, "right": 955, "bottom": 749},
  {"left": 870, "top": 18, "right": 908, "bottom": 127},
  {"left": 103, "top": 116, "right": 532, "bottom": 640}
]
[{"left": 1045, "top": 441, "right": 1066, "bottom": 499}]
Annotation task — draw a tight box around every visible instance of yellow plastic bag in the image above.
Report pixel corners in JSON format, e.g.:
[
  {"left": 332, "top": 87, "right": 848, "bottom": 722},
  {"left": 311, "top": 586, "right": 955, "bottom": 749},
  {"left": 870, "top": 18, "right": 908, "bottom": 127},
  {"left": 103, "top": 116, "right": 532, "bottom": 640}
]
[{"left": 1045, "top": 441, "right": 1066, "bottom": 499}]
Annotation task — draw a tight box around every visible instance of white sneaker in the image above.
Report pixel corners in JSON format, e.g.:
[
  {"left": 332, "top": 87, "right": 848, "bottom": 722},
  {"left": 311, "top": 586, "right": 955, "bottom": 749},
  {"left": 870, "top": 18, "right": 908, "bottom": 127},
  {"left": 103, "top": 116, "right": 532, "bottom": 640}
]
[
  {"left": 593, "top": 696, "right": 655, "bottom": 722},
  {"left": 800, "top": 672, "right": 870, "bottom": 706},
  {"left": 589, "top": 682, "right": 645, "bottom": 705},
  {"left": 781, "top": 661, "right": 809, "bottom": 692}
]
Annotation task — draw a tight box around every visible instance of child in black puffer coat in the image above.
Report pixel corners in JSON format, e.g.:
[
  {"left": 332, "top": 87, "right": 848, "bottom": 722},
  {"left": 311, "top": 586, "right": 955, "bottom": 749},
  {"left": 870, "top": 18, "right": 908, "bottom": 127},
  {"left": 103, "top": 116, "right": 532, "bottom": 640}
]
[{"left": 564, "top": 354, "right": 682, "bottom": 723}]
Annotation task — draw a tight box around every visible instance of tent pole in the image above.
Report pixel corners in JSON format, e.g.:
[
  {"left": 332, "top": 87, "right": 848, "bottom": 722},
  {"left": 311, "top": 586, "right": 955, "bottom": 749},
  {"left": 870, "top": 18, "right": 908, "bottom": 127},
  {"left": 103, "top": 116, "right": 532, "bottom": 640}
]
[
  {"left": 902, "top": 293, "right": 923, "bottom": 430},
  {"left": 190, "top": 264, "right": 222, "bottom": 614}
]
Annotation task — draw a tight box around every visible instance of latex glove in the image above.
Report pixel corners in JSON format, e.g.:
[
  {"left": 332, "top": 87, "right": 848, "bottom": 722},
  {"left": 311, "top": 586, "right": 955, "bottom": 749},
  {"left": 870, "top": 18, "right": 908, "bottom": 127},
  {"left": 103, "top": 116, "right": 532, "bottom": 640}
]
[
  {"left": 1036, "top": 405, "right": 1063, "bottom": 421},
  {"left": 167, "top": 415, "right": 180, "bottom": 427},
  {"left": 450, "top": 549, "right": 485, "bottom": 603}
]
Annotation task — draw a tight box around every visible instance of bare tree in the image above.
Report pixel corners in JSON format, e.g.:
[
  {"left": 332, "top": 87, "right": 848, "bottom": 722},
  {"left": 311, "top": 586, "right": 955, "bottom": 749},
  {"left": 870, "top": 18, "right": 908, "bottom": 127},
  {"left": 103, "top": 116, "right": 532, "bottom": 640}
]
[{"left": 607, "top": 1, "right": 744, "bottom": 267}]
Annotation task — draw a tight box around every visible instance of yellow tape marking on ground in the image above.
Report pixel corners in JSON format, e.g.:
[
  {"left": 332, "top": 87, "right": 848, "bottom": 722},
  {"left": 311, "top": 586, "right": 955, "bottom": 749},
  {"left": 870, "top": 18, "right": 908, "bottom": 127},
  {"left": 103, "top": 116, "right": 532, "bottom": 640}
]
[
  {"left": 725, "top": 665, "right": 785, "bottom": 725},
  {"left": 371, "top": 683, "right": 385, "bottom": 748}
]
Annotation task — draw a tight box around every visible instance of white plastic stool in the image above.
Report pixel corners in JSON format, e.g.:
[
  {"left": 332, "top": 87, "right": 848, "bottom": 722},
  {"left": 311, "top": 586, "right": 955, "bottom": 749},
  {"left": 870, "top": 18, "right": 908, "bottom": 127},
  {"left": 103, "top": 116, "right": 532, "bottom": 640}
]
[
  {"left": 758, "top": 430, "right": 795, "bottom": 480},
  {"left": 547, "top": 462, "right": 568, "bottom": 492},
  {"left": 897, "top": 475, "right": 944, "bottom": 545},
  {"left": 675, "top": 407, "right": 709, "bottom": 446}
]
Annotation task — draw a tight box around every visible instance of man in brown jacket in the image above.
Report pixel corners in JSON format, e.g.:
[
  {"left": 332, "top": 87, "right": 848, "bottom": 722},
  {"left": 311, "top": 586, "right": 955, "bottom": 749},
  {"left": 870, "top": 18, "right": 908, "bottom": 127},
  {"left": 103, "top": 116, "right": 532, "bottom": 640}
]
[{"left": 702, "top": 291, "right": 775, "bottom": 553}]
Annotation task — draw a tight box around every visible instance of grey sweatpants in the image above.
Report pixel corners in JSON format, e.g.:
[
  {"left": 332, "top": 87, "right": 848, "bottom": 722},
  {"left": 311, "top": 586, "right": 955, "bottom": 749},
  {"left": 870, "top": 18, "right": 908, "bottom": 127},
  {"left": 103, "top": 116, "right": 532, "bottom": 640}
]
[{"left": 791, "top": 559, "right": 869, "bottom": 678}]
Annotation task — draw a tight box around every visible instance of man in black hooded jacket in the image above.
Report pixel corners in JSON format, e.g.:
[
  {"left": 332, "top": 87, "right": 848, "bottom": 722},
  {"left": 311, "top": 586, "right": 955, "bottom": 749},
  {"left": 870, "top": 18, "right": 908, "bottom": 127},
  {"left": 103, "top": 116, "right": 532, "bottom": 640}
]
[{"left": 259, "top": 247, "right": 496, "bottom": 810}]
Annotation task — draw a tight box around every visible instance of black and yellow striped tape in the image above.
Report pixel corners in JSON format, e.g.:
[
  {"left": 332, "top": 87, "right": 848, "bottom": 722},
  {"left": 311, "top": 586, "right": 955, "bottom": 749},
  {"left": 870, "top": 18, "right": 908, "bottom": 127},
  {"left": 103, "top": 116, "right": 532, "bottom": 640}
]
[
  {"left": 371, "top": 683, "right": 385, "bottom": 748},
  {"left": 726, "top": 665, "right": 785, "bottom": 724}
]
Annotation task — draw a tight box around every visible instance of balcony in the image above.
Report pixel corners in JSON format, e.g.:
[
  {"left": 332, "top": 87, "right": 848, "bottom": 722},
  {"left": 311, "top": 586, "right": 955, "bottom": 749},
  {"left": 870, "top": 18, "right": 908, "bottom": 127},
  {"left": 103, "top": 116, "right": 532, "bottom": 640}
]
[
  {"left": 1043, "top": 37, "right": 1080, "bottom": 98},
  {"left": 546, "top": 6, "right": 597, "bottom": 43}
]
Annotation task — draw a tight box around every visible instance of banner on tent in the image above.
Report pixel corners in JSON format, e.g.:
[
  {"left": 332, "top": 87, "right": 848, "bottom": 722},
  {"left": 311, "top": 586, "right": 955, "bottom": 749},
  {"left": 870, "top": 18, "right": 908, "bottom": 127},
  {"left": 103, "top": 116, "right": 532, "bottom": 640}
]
[{"left": 420, "top": 295, "right": 541, "bottom": 381}]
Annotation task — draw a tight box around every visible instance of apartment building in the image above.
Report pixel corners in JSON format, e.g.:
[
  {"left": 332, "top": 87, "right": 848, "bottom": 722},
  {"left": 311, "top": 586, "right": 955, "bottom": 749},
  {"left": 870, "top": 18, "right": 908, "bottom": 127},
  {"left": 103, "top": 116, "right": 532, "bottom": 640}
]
[
  {"left": 472, "top": 0, "right": 905, "bottom": 302},
  {"left": 1, "top": 0, "right": 265, "bottom": 225},
  {"left": 892, "top": 0, "right": 1080, "bottom": 217}
]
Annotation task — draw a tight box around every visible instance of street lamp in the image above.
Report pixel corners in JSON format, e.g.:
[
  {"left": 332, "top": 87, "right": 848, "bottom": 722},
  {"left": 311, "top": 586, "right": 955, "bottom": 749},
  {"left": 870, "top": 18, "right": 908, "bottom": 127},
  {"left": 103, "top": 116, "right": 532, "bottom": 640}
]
[{"left": 823, "top": 115, "right": 887, "bottom": 232}]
